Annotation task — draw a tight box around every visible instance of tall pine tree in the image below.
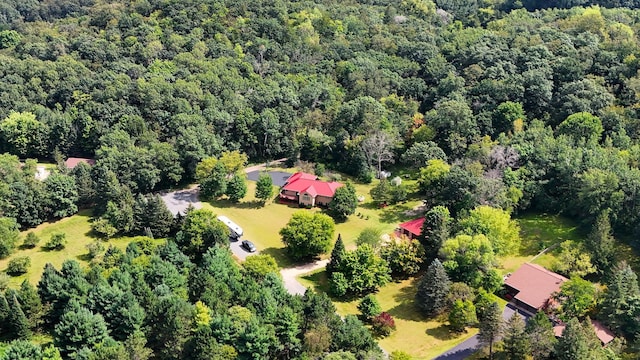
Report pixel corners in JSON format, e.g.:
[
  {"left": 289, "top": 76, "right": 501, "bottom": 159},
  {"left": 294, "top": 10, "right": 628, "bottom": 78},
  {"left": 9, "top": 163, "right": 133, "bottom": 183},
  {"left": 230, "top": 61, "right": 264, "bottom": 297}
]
[
  {"left": 0, "top": 293, "right": 10, "bottom": 336},
  {"left": 600, "top": 262, "right": 640, "bottom": 338},
  {"left": 525, "top": 311, "right": 556, "bottom": 360},
  {"left": 502, "top": 313, "right": 530, "bottom": 360},
  {"left": 415, "top": 259, "right": 451, "bottom": 316},
  {"left": 418, "top": 206, "right": 451, "bottom": 265},
  {"left": 326, "top": 234, "right": 345, "bottom": 277},
  {"left": 586, "top": 209, "right": 615, "bottom": 274},
  {"left": 7, "top": 291, "right": 31, "bottom": 339},
  {"left": 555, "top": 318, "right": 590, "bottom": 360},
  {"left": 478, "top": 302, "right": 502, "bottom": 360}
]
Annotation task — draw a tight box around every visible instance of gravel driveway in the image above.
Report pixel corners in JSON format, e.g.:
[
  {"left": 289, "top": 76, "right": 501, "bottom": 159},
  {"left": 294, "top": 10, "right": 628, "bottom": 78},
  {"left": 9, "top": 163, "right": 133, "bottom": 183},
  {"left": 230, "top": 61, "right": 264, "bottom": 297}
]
[{"left": 280, "top": 259, "right": 329, "bottom": 295}]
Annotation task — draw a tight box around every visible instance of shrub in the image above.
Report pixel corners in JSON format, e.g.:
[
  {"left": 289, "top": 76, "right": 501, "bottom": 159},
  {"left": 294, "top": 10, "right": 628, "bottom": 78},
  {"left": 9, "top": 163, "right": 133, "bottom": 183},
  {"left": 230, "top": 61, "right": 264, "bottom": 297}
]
[
  {"left": 390, "top": 351, "right": 413, "bottom": 360},
  {"left": 86, "top": 241, "right": 105, "bottom": 259},
  {"left": 371, "top": 312, "right": 396, "bottom": 337},
  {"left": 0, "top": 273, "right": 9, "bottom": 291},
  {"left": 45, "top": 232, "right": 67, "bottom": 250},
  {"left": 329, "top": 272, "right": 348, "bottom": 298},
  {"left": 22, "top": 232, "right": 40, "bottom": 248},
  {"left": 357, "top": 295, "right": 382, "bottom": 322},
  {"left": 7, "top": 256, "right": 31, "bottom": 275}
]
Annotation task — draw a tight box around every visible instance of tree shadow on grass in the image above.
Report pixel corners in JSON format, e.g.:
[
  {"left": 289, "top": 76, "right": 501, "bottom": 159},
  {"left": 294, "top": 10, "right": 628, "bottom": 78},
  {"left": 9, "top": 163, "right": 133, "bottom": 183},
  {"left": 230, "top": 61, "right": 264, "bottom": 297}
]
[
  {"left": 208, "top": 199, "right": 263, "bottom": 209},
  {"left": 300, "top": 269, "right": 330, "bottom": 293},
  {"left": 260, "top": 247, "right": 293, "bottom": 268},
  {"left": 76, "top": 253, "right": 92, "bottom": 262},
  {"left": 425, "top": 324, "right": 458, "bottom": 341},
  {"left": 378, "top": 204, "right": 416, "bottom": 224}
]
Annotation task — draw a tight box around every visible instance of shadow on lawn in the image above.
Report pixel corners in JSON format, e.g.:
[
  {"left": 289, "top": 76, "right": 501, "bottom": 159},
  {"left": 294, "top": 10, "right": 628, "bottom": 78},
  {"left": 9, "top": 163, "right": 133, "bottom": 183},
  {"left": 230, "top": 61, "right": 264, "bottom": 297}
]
[
  {"left": 388, "top": 279, "right": 425, "bottom": 321},
  {"left": 260, "top": 247, "right": 293, "bottom": 268},
  {"left": 301, "top": 270, "right": 330, "bottom": 293},
  {"left": 378, "top": 204, "right": 415, "bottom": 224},
  {"left": 208, "top": 199, "right": 263, "bottom": 209},
  {"left": 426, "top": 324, "right": 457, "bottom": 340}
]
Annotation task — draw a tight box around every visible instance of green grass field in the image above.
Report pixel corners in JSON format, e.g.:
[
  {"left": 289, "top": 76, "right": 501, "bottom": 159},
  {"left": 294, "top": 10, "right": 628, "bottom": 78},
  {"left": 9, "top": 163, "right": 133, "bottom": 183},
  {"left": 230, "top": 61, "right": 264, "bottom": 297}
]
[
  {"left": 202, "top": 178, "right": 422, "bottom": 267},
  {"left": 298, "top": 270, "right": 477, "bottom": 359},
  {"left": 0, "top": 210, "right": 140, "bottom": 287}
]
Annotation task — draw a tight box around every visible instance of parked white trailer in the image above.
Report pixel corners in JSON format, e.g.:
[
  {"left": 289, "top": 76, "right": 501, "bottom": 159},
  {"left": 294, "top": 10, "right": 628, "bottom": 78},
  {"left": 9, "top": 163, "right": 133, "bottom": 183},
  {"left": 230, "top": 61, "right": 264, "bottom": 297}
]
[{"left": 217, "top": 215, "right": 243, "bottom": 240}]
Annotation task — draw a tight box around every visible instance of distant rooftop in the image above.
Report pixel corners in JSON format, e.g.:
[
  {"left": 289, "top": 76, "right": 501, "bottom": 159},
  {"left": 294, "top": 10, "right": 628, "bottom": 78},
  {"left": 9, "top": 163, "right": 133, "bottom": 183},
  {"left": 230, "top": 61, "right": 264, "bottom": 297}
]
[
  {"left": 65, "top": 157, "right": 96, "bottom": 169},
  {"left": 398, "top": 217, "right": 425, "bottom": 237}
]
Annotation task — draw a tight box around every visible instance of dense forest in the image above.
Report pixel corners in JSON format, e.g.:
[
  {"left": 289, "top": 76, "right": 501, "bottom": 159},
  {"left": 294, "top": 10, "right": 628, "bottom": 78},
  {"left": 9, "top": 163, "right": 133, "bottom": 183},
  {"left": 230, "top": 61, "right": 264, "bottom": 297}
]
[{"left": 5, "top": 0, "right": 640, "bottom": 358}]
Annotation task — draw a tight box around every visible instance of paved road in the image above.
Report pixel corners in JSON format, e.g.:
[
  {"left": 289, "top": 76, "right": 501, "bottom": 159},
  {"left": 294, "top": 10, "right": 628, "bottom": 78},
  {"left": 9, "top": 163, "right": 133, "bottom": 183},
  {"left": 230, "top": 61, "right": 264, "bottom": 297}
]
[
  {"left": 433, "top": 304, "right": 528, "bottom": 360},
  {"left": 160, "top": 187, "right": 202, "bottom": 216}
]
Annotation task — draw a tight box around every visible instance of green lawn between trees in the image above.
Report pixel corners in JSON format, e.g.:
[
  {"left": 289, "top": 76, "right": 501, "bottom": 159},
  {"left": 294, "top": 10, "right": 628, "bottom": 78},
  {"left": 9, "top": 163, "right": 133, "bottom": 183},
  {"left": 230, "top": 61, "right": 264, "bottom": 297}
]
[
  {"left": 0, "top": 176, "right": 601, "bottom": 359},
  {"left": 0, "top": 209, "right": 150, "bottom": 287}
]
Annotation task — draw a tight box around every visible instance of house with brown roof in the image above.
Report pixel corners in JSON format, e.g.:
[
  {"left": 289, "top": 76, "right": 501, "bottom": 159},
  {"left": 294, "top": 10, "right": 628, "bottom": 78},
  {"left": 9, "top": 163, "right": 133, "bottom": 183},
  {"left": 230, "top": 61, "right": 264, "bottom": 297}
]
[
  {"left": 65, "top": 157, "right": 96, "bottom": 169},
  {"left": 397, "top": 217, "right": 425, "bottom": 240},
  {"left": 504, "top": 263, "right": 568, "bottom": 314},
  {"left": 279, "top": 172, "right": 343, "bottom": 207}
]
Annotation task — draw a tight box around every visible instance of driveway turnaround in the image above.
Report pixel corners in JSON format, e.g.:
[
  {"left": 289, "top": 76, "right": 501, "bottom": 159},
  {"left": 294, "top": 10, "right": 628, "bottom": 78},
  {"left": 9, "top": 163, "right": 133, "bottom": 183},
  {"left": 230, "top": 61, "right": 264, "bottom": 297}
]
[
  {"left": 280, "top": 259, "right": 329, "bottom": 295},
  {"left": 246, "top": 170, "right": 292, "bottom": 187},
  {"left": 160, "top": 187, "right": 202, "bottom": 216}
]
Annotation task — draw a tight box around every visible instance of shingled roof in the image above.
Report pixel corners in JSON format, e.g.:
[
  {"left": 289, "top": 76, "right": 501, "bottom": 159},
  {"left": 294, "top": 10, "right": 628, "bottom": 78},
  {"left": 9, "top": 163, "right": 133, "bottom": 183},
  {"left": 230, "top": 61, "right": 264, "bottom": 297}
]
[{"left": 505, "top": 263, "right": 568, "bottom": 311}]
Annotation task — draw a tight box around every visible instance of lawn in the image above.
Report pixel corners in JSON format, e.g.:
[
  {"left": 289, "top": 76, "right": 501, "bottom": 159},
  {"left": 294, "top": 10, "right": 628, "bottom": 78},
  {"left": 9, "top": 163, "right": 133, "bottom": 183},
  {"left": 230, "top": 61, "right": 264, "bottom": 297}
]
[
  {"left": 299, "top": 270, "right": 478, "bottom": 360},
  {"left": 201, "top": 177, "right": 423, "bottom": 267},
  {"left": 0, "top": 210, "right": 141, "bottom": 287}
]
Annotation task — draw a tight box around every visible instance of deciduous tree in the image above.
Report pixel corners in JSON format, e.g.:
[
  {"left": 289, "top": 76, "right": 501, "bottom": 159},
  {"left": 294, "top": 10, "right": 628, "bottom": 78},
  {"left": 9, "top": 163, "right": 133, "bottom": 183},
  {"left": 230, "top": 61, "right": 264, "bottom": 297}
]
[
  {"left": 280, "top": 211, "right": 335, "bottom": 261},
  {"left": 255, "top": 173, "right": 274, "bottom": 204},
  {"left": 327, "top": 182, "right": 358, "bottom": 222}
]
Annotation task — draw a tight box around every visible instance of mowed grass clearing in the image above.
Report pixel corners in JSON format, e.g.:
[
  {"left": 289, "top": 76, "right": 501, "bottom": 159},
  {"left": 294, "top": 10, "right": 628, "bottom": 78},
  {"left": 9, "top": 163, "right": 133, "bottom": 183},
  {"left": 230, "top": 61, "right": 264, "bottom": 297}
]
[
  {"left": 0, "top": 210, "right": 138, "bottom": 287},
  {"left": 299, "top": 270, "right": 477, "bottom": 360},
  {"left": 202, "top": 178, "right": 423, "bottom": 267}
]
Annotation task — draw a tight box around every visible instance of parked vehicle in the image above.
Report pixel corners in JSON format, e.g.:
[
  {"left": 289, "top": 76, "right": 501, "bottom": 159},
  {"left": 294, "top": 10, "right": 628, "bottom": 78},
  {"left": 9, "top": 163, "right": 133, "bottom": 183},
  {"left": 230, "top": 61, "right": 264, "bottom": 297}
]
[
  {"left": 241, "top": 240, "right": 257, "bottom": 252},
  {"left": 217, "top": 215, "right": 243, "bottom": 240}
]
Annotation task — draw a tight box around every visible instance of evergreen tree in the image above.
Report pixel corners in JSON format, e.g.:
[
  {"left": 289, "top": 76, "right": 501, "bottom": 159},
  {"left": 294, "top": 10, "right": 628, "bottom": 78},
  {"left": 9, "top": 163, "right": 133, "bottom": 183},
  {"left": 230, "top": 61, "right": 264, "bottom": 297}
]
[
  {"left": 54, "top": 301, "right": 110, "bottom": 357},
  {"left": 415, "top": 259, "right": 451, "bottom": 316},
  {"left": 418, "top": 206, "right": 451, "bottom": 265},
  {"left": 357, "top": 294, "right": 382, "bottom": 322},
  {"left": 123, "top": 330, "right": 153, "bottom": 360},
  {"left": 72, "top": 161, "right": 95, "bottom": 207},
  {"left": 526, "top": 311, "right": 556, "bottom": 360},
  {"left": 327, "top": 182, "right": 358, "bottom": 222},
  {"left": 586, "top": 209, "right": 616, "bottom": 274},
  {"left": 0, "top": 293, "right": 9, "bottom": 336},
  {"left": 478, "top": 302, "right": 502, "bottom": 360},
  {"left": 502, "top": 313, "right": 530, "bottom": 360},
  {"left": 555, "top": 318, "right": 590, "bottom": 360},
  {"left": 1, "top": 340, "right": 41, "bottom": 360},
  {"left": 133, "top": 194, "right": 174, "bottom": 237},
  {"left": 326, "top": 234, "right": 345, "bottom": 277},
  {"left": 7, "top": 291, "right": 31, "bottom": 339},
  {"left": 600, "top": 262, "right": 640, "bottom": 338},
  {"left": 41, "top": 345, "right": 63, "bottom": 360},
  {"left": 255, "top": 172, "right": 274, "bottom": 204},
  {"left": 17, "top": 280, "right": 42, "bottom": 329},
  {"left": 225, "top": 174, "right": 247, "bottom": 203}
]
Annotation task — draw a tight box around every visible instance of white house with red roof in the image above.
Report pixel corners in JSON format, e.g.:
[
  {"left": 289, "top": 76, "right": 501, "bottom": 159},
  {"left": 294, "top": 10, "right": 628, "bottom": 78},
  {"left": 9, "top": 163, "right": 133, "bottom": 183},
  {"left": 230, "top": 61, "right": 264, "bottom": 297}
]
[{"left": 279, "top": 172, "right": 343, "bottom": 207}]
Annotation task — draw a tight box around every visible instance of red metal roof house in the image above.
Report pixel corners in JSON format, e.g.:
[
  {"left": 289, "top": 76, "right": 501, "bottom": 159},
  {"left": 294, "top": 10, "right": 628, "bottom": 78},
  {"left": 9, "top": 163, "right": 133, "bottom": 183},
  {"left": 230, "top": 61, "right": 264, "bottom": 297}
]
[
  {"left": 397, "top": 217, "right": 425, "bottom": 240},
  {"left": 279, "top": 172, "right": 343, "bottom": 207}
]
